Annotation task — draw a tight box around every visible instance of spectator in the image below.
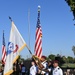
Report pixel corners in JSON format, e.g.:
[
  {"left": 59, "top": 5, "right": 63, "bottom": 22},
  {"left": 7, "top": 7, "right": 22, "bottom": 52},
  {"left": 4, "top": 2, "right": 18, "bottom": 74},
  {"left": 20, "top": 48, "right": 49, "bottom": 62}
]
[
  {"left": 21, "top": 62, "right": 26, "bottom": 75},
  {"left": 0, "top": 68, "right": 2, "bottom": 75},
  {"left": 13, "top": 59, "right": 20, "bottom": 75},
  {"left": 47, "top": 59, "right": 53, "bottom": 75},
  {"left": 30, "top": 60, "right": 37, "bottom": 75}
]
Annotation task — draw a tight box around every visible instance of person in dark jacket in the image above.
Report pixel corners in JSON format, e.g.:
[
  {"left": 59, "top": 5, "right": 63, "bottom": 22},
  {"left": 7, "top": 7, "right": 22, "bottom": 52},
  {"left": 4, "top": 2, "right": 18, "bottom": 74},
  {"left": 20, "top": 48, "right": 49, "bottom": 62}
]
[
  {"left": 47, "top": 59, "right": 53, "bottom": 75},
  {"left": 21, "top": 62, "right": 26, "bottom": 75},
  {"left": 13, "top": 59, "right": 20, "bottom": 75}
]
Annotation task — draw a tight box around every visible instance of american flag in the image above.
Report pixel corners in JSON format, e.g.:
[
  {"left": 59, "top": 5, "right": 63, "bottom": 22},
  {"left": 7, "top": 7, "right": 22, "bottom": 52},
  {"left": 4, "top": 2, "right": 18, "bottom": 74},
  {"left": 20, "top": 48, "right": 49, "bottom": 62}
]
[
  {"left": 35, "top": 7, "right": 42, "bottom": 58},
  {"left": 2, "top": 30, "right": 6, "bottom": 64}
]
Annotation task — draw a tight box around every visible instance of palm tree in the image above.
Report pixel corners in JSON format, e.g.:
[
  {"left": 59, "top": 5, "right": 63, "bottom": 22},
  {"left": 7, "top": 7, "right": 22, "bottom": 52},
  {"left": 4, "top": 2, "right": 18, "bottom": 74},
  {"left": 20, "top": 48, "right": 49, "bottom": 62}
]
[{"left": 72, "top": 46, "right": 75, "bottom": 55}]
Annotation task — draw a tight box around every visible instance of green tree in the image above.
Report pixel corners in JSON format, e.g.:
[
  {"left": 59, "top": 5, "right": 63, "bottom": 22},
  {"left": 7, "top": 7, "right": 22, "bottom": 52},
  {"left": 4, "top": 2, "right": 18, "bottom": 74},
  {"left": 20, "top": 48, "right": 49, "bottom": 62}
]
[
  {"left": 65, "top": 0, "right": 75, "bottom": 20},
  {"left": 67, "top": 56, "right": 74, "bottom": 63},
  {"left": 62, "top": 56, "right": 67, "bottom": 63},
  {"left": 18, "top": 55, "right": 25, "bottom": 63},
  {"left": 73, "top": 58, "right": 75, "bottom": 63},
  {"left": 48, "top": 54, "right": 55, "bottom": 60}
]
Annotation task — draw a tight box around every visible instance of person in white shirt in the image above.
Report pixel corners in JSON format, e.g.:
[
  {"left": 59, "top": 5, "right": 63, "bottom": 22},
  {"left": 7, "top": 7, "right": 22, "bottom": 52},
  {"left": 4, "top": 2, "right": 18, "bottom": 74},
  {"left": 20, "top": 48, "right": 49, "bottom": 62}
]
[
  {"left": 52, "top": 60, "right": 63, "bottom": 75},
  {"left": 30, "top": 60, "right": 37, "bottom": 75}
]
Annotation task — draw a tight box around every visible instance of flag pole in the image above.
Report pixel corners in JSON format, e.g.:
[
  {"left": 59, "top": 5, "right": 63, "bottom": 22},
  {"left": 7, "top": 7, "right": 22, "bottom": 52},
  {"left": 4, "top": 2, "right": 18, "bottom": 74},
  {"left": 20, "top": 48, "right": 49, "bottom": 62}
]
[
  {"left": 28, "top": 9, "right": 31, "bottom": 57},
  {"left": 34, "top": 5, "right": 42, "bottom": 58},
  {"left": 38, "top": 5, "right": 40, "bottom": 19},
  {"left": 37, "top": 5, "right": 41, "bottom": 26}
]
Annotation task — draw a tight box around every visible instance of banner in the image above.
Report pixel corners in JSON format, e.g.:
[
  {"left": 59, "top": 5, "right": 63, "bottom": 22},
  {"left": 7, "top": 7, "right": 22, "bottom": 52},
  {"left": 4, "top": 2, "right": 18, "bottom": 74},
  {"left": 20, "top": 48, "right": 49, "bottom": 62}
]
[{"left": 4, "top": 21, "right": 26, "bottom": 75}]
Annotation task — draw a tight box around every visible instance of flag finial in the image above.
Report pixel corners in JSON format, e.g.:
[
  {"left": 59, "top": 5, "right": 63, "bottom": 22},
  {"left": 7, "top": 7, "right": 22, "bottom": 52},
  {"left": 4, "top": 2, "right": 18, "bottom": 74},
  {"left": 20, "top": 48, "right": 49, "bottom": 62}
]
[
  {"left": 9, "top": 16, "right": 12, "bottom": 22},
  {"left": 38, "top": 5, "right": 41, "bottom": 12}
]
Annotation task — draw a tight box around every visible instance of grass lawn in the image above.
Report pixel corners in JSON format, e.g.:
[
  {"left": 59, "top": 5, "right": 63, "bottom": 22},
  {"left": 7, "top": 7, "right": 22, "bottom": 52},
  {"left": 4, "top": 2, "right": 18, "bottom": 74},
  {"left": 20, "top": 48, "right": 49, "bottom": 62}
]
[{"left": 61, "top": 63, "right": 75, "bottom": 68}]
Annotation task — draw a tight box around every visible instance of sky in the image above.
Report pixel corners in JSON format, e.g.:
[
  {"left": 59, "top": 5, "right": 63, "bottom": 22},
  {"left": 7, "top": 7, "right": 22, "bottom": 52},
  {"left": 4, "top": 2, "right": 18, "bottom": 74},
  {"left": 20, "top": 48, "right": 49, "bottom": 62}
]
[{"left": 0, "top": 0, "right": 75, "bottom": 59}]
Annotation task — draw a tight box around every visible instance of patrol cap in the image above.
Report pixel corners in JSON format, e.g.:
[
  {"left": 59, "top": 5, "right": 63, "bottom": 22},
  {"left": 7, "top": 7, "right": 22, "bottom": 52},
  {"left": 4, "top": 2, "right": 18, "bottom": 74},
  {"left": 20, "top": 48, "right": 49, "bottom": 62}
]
[{"left": 41, "top": 55, "right": 47, "bottom": 59}]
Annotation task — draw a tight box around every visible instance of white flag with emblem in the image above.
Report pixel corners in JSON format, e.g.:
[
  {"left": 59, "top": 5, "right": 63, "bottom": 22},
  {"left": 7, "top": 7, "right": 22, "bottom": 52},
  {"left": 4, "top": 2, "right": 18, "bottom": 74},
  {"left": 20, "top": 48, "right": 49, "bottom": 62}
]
[{"left": 4, "top": 21, "right": 27, "bottom": 75}]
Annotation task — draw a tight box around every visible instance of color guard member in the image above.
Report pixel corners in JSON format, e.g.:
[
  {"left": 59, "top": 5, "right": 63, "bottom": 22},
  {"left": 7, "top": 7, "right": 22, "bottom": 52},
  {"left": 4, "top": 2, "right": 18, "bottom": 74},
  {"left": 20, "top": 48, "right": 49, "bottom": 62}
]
[{"left": 52, "top": 60, "right": 63, "bottom": 75}]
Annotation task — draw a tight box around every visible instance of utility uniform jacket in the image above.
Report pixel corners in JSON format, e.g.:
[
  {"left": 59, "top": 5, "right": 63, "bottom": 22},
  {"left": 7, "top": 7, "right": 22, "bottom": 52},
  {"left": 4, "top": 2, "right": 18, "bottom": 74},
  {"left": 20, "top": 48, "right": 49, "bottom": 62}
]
[{"left": 52, "top": 66, "right": 63, "bottom": 75}]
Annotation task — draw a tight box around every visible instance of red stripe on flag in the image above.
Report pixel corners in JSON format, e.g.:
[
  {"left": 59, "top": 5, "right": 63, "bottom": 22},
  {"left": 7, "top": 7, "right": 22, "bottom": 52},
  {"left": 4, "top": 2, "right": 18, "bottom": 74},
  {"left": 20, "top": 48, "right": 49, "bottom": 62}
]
[
  {"left": 35, "top": 26, "right": 42, "bottom": 58},
  {"left": 2, "top": 46, "right": 6, "bottom": 64},
  {"left": 2, "top": 31, "right": 6, "bottom": 64}
]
